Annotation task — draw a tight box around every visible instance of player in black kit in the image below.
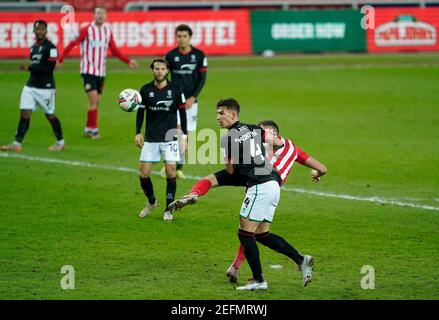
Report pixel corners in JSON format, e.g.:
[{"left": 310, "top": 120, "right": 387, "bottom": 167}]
[
  {"left": 135, "top": 58, "right": 187, "bottom": 221},
  {"left": 216, "top": 98, "right": 313, "bottom": 291},
  {"left": 1, "top": 20, "right": 65, "bottom": 152},
  {"left": 163, "top": 24, "right": 208, "bottom": 179}
]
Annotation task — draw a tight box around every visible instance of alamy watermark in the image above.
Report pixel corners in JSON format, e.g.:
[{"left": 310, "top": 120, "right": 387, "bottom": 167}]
[
  {"left": 60, "top": 265, "right": 75, "bottom": 290},
  {"left": 360, "top": 265, "right": 375, "bottom": 289}
]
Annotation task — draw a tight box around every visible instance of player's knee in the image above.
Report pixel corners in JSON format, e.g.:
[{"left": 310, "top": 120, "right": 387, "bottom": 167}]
[
  {"left": 45, "top": 114, "right": 56, "bottom": 121},
  {"left": 139, "top": 172, "right": 150, "bottom": 179}
]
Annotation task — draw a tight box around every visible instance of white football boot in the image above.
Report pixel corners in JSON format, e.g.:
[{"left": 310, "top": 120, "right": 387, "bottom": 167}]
[
  {"left": 163, "top": 210, "right": 173, "bottom": 221},
  {"left": 300, "top": 255, "right": 314, "bottom": 287},
  {"left": 236, "top": 280, "right": 268, "bottom": 291},
  {"left": 166, "top": 193, "right": 199, "bottom": 212},
  {"left": 139, "top": 200, "right": 159, "bottom": 218}
]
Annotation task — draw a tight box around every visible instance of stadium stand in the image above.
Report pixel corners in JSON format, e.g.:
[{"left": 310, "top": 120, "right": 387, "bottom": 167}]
[{"left": 0, "top": 0, "right": 436, "bottom": 12}]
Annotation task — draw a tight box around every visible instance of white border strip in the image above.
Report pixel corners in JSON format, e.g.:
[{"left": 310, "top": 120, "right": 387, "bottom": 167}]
[{"left": 1, "top": 152, "right": 438, "bottom": 212}]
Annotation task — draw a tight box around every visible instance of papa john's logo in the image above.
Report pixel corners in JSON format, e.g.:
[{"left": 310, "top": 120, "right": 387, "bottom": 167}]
[{"left": 375, "top": 15, "right": 436, "bottom": 46}]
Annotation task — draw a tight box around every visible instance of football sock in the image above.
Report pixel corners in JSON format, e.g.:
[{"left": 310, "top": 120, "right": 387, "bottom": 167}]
[
  {"left": 46, "top": 115, "right": 63, "bottom": 141},
  {"left": 191, "top": 179, "right": 211, "bottom": 196},
  {"left": 86, "top": 109, "right": 98, "bottom": 129},
  {"left": 256, "top": 232, "right": 304, "bottom": 266},
  {"left": 238, "top": 229, "right": 264, "bottom": 283},
  {"left": 166, "top": 177, "right": 177, "bottom": 208},
  {"left": 15, "top": 117, "right": 30, "bottom": 143},
  {"left": 140, "top": 177, "right": 156, "bottom": 205},
  {"left": 231, "top": 244, "right": 246, "bottom": 270}
]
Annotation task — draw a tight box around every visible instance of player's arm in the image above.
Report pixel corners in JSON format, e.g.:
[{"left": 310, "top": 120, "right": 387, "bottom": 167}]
[
  {"left": 58, "top": 26, "right": 88, "bottom": 63},
  {"left": 190, "top": 55, "right": 207, "bottom": 100},
  {"left": 296, "top": 146, "right": 327, "bottom": 182},
  {"left": 177, "top": 91, "right": 188, "bottom": 150},
  {"left": 135, "top": 101, "right": 145, "bottom": 148},
  {"left": 109, "top": 33, "right": 138, "bottom": 68}
]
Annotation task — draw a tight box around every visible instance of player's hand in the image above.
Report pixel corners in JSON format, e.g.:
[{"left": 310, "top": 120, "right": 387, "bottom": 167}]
[
  {"left": 56, "top": 61, "right": 63, "bottom": 69},
  {"left": 185, "top": 96, "right": 195, "bottom": 109},
  {"left": 19, "top": 64, "right": 28, "bottom": 71},
  {"left": 311, "top": 169, "right": 323, "bottom": 183},
  {"left": 180, "top": 135, "right": 188, "bottom": 152},
  {"left": 135, "top": 134, "right": 144, "bottom": 149},
  {"left": 129, "top": 59, "right": 139, "bottom": 69}
]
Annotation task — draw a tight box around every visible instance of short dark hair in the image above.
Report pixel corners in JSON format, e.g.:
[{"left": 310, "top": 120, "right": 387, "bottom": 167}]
[
  {"left": 175, "top": 24, "right": 193, "bottom": 37},
  {"left": 33, "top": 20, "right": 47, "bottom": 29},
  {"left": 150, "top": 58, "right": 169, "bottom": 70},
  {"left": 216, "top": 98, "right": 240, "bottom": 114},
  {"left": 257, "top": 120, "right": 280, "bottom": 133}
]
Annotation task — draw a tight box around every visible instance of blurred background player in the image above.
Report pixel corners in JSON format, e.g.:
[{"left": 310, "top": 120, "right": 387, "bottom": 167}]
[
  {"left": 1, "top": 20, "right": 65, "bottom": 152},
  {"left": 57, "top": 6, "right": 138, "bottom": 139},
  {"left": 161, "top": 24, "right": 208, "bottom": 179},
  {"left": 135, "top": 59, "right": 187, "bottom": 221},
  {"left": 168, "top": 119, "right": 327, "bottom": 287}
]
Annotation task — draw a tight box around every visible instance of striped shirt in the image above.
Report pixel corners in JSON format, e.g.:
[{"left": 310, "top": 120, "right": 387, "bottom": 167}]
[
  {"left": 271, "top": 137, "right": 309, "bottom": 185},
  {"left": 59, "top": 22, "right": 130, "bottom": 77}
]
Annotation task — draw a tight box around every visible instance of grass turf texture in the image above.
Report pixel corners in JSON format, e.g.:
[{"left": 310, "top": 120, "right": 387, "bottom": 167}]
[{"left": 1, "top": 53, "right": 439, "bottom": 299}]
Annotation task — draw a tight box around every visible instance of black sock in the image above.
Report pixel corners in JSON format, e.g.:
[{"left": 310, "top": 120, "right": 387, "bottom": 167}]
[
  {"left": 238, "top": 229, "right": 264, "bottom": 282},
  {"left": 256, "top": 232, "right": 304, "bottom": 266},
  {"left": 166, "top": 177, "right": 177, "bottom": 207},
  {"left": 46, "top": 115, "right": 63, "bottom": 141},
  {"left": 176, "top": 163, "right": 183, "bottom": 171},
  {"left": 140, "top": 177, "right": 156, "bottom": 204},
  {"left": 15, "top": 117, "right": 30, "bottom": 143}
]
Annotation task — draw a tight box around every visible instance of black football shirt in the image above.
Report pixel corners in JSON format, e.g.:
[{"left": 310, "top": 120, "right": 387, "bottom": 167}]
[
  {"left": 136, "top": 81, "right": 187, "bottom": 142},
  {"left": 221, "top": 121, "right": 277, "bottom": 187},
  {"left": 165, "top": 46, "right": 207, "bottom": 100},
  {"left": 26, "top": 38, "right": 57, "bottom": 89}
]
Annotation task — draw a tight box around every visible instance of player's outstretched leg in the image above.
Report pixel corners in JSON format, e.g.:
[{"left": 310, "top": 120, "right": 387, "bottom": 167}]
[{"left": 166, "top": 178, "right": 211, "bottom": 212}]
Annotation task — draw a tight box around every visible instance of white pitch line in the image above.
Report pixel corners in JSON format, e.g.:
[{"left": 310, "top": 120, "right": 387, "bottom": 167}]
[{"left": 1, "top": 152, "right": 438, "bottom": 212}]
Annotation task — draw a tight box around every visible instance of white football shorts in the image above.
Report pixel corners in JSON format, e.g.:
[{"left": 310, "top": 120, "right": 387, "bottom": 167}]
[
  {"left": 139, "top": 141, "right": 180, "bottom": 163},
  {"left": 19, "top": 86, "right": 56, "bottom": 114},
  {"left": 239, "top": 180, "right": 280, "bottom": 223},
  {"left": 177, "top": 102, "right": 198, "bottom": 132}
]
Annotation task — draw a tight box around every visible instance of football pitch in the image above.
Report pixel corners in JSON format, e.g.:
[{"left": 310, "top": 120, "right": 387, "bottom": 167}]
[{"left": 1, "top": 53, "right": 439, "bottom": 300}]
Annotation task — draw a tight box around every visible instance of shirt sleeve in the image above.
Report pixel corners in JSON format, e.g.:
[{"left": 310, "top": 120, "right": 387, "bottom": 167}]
[
  {"left": 108, "top": 32, "right": 130, "bottom": 64},
  {"left": 177, "top": 87, "right": 187, "bottom": 134},
  {"left": 136, "top": 88, "right": 146, "bottom": 134},
  {"left": 58, "top": 26, "right": 88, "bottom": 63},
  {"left": 190, "top": 52, "right": 207, "bottom": 98},
  {"left": 296, "top": 146, "right": 310, "bottom": 165}
]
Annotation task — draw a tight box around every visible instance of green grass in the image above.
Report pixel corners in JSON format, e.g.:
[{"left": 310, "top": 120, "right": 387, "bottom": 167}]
[{"left": 1, "top": 53, "right": 439, "bottom": 299}]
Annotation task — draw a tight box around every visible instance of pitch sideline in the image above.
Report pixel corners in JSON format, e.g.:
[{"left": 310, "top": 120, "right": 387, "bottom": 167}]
[{"left": 1, "top": 152, "right": 438, "bottom": 212}]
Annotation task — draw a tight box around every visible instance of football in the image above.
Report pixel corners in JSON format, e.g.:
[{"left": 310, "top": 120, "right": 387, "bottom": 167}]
[{"left": 118, "top": 88, "right": 142, "bottom": 112}]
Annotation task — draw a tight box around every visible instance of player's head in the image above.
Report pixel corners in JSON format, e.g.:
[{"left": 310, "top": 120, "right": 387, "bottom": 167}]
[
  {"left": 150, "top": 58, "right": 169, "bottom": 83},
  {"left": 94, "top": 6, "right": 107, "bottom": 25},
  {"left": 175, "top": 24, "right": 192, "bottom": 50},
  {"left": 216, "top": 98, "right": 240, "bottom": 129},
  {"left": 33, "top": 20, "right": 47, "bottom": 41},
  {"left": 258, "top": 120, "right": 280, "bottom": 140}
]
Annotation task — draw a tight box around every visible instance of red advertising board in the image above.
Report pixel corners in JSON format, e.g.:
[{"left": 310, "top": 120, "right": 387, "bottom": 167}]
[
  {"left": 0, "top": 10, "right": 251, "bottom": 58},
  {"left": 367, "top": 7, "right": 439, "bottom": 52}
]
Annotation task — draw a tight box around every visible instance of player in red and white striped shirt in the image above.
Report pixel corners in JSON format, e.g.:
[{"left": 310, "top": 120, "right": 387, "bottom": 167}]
[
  {"left": 58, "top": 6, "right": 138, "bottom": 139},
  {"left": 167, "top": 119, "right": 327, "bottom": 286}
]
